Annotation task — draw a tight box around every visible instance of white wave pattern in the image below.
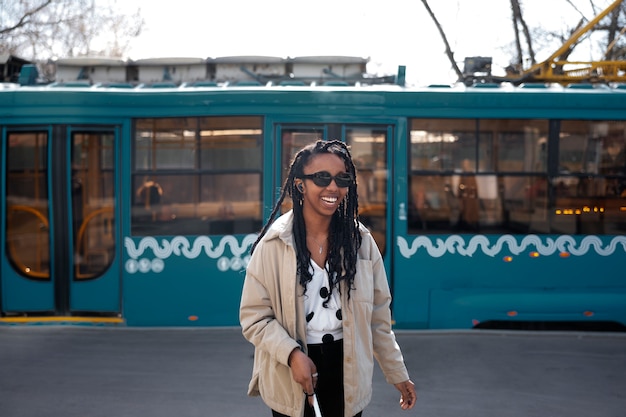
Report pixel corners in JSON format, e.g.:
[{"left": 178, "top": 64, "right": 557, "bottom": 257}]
[
  {"left": 397, "top": 234, "right": 626, "bottom": 258},
  {"left": 124, "top": 234, "right": 258, "bottom": 273}
]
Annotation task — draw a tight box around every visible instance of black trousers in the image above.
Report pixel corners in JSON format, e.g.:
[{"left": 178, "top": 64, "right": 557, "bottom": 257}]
[{"left": 271, "top": 339, "right": 362, "bottom": 417}]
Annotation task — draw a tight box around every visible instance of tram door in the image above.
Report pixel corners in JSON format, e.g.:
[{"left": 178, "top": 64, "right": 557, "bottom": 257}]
[
  {"left": 1, "top": 127, "right": 120, "bottom": 317},
  {"left": 277, "top": 124, "right": 391, "bottom": 260}
]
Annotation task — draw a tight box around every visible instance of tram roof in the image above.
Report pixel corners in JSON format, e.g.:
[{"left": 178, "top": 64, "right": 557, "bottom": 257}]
[{"left": 1, "top": 85, "right": 624, "bottom": 124}]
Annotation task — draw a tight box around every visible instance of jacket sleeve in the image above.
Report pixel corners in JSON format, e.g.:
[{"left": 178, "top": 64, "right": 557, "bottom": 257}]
[
  {"left": 239, "top": 241, "right": 301, "bottom": 367},
  {"left": 367, "top": 234, "right": 411, "bottom": 385}
]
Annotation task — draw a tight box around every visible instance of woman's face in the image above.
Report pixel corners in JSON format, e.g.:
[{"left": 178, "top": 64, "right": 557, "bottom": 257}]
[{"left": 299, "top": 153, "right": 350, "bottom": 219}]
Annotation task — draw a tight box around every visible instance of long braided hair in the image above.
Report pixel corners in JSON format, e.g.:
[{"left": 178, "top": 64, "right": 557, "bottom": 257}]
[{"left": 251, "top": 140, "right": 362, "bottom": 299}]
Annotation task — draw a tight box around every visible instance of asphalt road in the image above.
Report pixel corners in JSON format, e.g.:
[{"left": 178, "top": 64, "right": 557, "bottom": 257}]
[{"left": 0, "top": 326, "right": 625, "bottom": 417}]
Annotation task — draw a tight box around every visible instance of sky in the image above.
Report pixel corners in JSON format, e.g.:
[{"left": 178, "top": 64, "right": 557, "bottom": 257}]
[{"left": 115, "top": 0, "right": 614, "bottom": 86}]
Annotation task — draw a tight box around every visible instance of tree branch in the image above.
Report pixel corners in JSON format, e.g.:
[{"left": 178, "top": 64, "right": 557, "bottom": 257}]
[
  {"left": 0, "top": 0, "right": 53, "bottom": 35},
  {"left": 419, "top": 0, "right": 464, "bottom": 81}
]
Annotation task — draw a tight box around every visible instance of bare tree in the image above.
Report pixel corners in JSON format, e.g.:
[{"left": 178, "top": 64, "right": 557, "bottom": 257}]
[{"left": 0, "top": 0, "right": 143, "bottom": 60}]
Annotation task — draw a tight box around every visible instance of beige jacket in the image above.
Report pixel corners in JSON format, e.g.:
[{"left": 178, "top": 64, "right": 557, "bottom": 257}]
[{"left": 240, "top": 211, "right": 410, "bottom": 417}]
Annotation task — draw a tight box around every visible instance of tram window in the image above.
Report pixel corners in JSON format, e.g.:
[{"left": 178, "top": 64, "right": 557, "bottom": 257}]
[
  {"left": 555, "top": 120, "right": 626, "bottom": 234},
  {"left": 71, "top": 132, "right": 116, "bottom": 279},
  {"left": 408, "top": 172, "right": 550, "bottom": 234},
  {"left": 348, "top": 127, "right": 387, "bottom": 205},
  {"left": 408, "top": 175, "right": 454, "bottom": 231},
  {"left": 132, "top": 116, "right": 263, "bottom": 236},
  {"left": 409, "top": 118, "right": 551, "bottom": 234},
  {"left": 559, "top": 120, "right": 626, "bottom": 176},
  {"left": 5, "top": 132, "right": 51, "bottom": 279},
  {"left": 482, "top": 119, "right": 548, "bottom": 173},
  {"left": 551, "top": 176, "right": 609, "bottom": 234},
  {"left": 501, "top": 175, "right": 549, "bottom": 233},
  {"left": 347, "top": 126, "right": 388, "bottom": 254},
  {"left": 199, "top": 117, "right": 262, "bottom": 170},
  {"left": 410, "top": 119, "right": 482, "bottom": 171},
  {"left": 135, "top": 118, "right": 197, "bottom": 170},
  {"left": 408, "top": 117, "right": 626, "bottom": 235},
  {"left": 409, "top": 118, "right": 492, "bottom": 233}
]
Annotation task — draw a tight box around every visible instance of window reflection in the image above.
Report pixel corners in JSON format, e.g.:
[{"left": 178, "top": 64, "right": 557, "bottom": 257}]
[
  {"left": 493, "top": 120, "right": 547, "bottom": 173},
  {"left": 132, "top": 116, "right": 263, "bottom": 236},
  {"left": 72, "top": 132, "right": 116, "bottom": 279},
  {"left": 5, "top": 132, "right": 50, "bottom": 279},
  {"left": 135, "top": 118, "right": 197, "bottom": 170},
  {"left": 347, "top": 127, "right": 387, "bottom": 254},
  {"left": 409, "top": 119, "right": 493, "bottom": 171},
  {"left": 409, "top": 118, "right": 626, "bottom": 235},
  {"left": 555, "top": 121, "right": 626, "bottom": 234}
]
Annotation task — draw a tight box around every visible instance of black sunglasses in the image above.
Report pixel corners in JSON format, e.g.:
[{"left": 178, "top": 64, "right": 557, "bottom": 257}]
[{"left": 301, "top": 171, "right": 354, "bottom": 188}]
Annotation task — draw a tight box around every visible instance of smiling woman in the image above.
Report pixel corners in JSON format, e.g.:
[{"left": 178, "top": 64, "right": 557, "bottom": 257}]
[{"left": 239, "top": 140, "right": 416, "bottom": 417}]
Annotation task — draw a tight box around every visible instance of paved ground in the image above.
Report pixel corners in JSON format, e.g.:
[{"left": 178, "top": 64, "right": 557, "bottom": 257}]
[{"left": 0, "top": 326, "right": 625, "bottom": 417}]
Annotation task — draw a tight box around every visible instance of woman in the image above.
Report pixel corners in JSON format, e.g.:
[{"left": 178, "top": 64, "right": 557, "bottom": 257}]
[{"left": 240, "top": 140, "right": 416, "bottom": 417}]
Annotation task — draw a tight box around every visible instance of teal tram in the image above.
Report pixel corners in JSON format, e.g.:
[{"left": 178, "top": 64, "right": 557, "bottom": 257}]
[{"left": 1, "top": 80, "right": 626, "bottom": 329}]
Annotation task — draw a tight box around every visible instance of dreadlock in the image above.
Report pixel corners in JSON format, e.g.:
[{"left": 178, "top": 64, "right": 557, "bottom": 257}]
[{"left": 250, "top": 139, "right": 362, "bottom": 299}]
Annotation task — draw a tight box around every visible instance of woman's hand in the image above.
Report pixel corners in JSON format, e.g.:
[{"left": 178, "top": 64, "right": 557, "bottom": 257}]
[
  {"left": 394, "top": 379, "right": 417, "bottom": 410},
  {"left": 288, "top": 348, "right": 318, "bottom": 406}
]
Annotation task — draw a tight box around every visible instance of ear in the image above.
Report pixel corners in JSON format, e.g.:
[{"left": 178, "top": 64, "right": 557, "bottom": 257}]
[{"left": 296, "top": 182, "right": 304, "bottom": 192}]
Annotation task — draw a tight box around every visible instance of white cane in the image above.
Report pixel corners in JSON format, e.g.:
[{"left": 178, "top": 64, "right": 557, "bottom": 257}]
[{"left": 312, "top": 394, "right": 323, "bottom": 417}]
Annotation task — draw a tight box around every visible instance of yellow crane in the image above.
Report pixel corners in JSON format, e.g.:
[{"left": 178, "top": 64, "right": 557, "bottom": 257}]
[
  {"left": 517, "top": 0, "right": 626, "bottom": 84},
  {"left": 465, "top": 0, "right": 626, "bottom": 85}
]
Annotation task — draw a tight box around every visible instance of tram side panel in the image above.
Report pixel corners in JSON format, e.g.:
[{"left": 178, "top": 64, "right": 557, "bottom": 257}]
[
  {"left": 393, "top": 234, "right": 626, "bottom": 329},
  {"left": 122, "top": 234, "right": 251, "bottom": 326}
]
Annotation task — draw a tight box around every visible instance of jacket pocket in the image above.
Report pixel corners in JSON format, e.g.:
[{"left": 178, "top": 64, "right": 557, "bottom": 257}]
[{"left": 258, "top": 354, "right": 297, "bottom": 410}]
